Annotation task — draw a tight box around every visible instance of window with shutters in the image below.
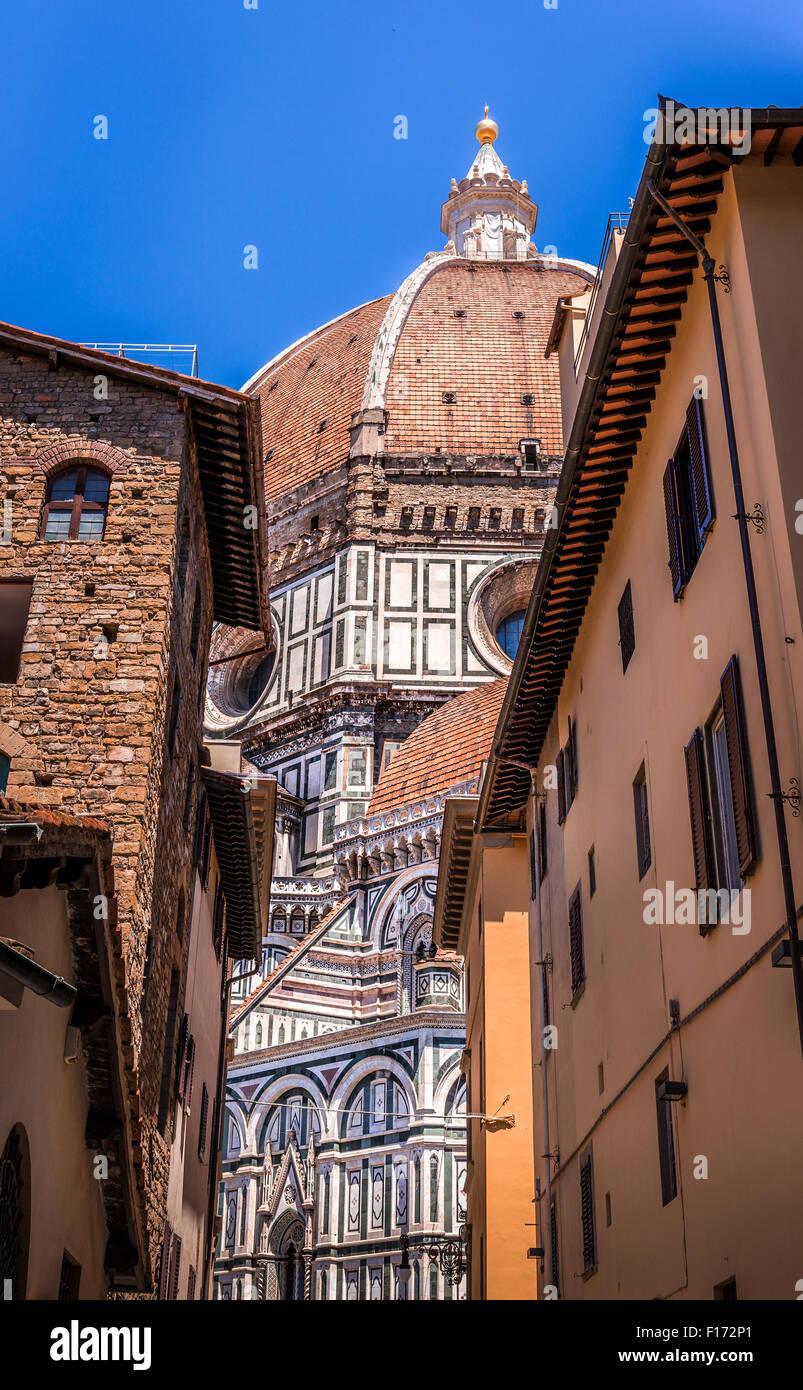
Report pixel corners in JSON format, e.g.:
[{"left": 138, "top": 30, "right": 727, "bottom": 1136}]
[
  {"left": 0, "top": 580, "right": 33, "bottom": 684},
  {"left": 617, "top": 579, "right": 635, "bottom": 672},
  {"left": 538, "top": 800, "right": 548, "bottom": 881},
  {"left": 168, "top": 1232, "right": 182, "bottom": 1300},
  {"left": 187, "top": 1265, "right": 197, "bottom": 1301},
  {"left": 198, "top": 1082, "right": 210, "bottom": 1160},
  {"left": 549, "top": 1196, "right": 559, "bottom": 1295},
  {"left": 568, "top": 884, "right": 585, "bottom": 997},
  {"left": 157, "top": 971, "right": 181, "bottom": 1135},
  {"left": 633, "top": 764, "right": 652, "bottom": 879},
  {"left": 655, "top": 1069, "right": 678, "bottom": 1206},
  {"left": 212, "top": 883, "right": 225, "bottom": 959},
  {"left": 157, "top": 1222, "right": 172, "bottom": 1300},
  {"left": 556, "top": 748, "right": 566, "bottom": 824},
  {"left": 662, "top": 396, "right": 714, "bottom": 600},
  {"left": 588, "top": 845, "right": 596, "bottom": 897},
  {"left": 579, "top": 1146, "right": 597, "bottom": 1275},
  {"left": 685, "top": 655, "right": 757, "bottom": 927}
]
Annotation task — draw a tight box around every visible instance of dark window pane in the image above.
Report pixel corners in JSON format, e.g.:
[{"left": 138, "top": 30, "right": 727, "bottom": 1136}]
[
  {"left": 44, "top": 509, "right": 73, "bottom": 541},
  {"left": 78, "top": 510, "right": 105, "bottom": 541},
  {"left": 82, "top": 470, "right": 110, "bottom": 504},
  {"left": 496, "top": 611, "right": 526, "bottom": 659},
  {"left": 49, "top": 470, "right": 78, "bottom": 502}
]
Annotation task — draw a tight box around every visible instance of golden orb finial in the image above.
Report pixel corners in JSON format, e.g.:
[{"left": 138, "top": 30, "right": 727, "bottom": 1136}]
[{"left": 475, "top": 104, "right": 499, "bottom": 145}]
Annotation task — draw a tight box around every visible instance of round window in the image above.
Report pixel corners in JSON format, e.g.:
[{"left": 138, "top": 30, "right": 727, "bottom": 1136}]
[
  {"left": 495, "top": 610, "right": 526, "bottom": 660},
  {"left": 205, "top": 625, "right": 277, "bottom": 728}
]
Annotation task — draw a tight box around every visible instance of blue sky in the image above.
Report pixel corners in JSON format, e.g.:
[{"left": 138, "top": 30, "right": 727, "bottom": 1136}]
[{"left": 2, "top": 0, "right": 801, "bottom": 389}]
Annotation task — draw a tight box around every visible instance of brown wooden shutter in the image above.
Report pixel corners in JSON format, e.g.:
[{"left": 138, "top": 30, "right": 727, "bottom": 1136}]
[
  {"left": 579, "top": 1149, "right": 596, "bottom": 1271},
  {"left": 617, "top": 580, "right": 635, "bottom": 673},
  {"left": 198, "top": 1082, "right": 209, "bottom": 1160},
  {"left": 720, "top": 656, "right": 758, "bottom": 876},
  {"left": 684, "top": 729, "right": 716, "bottom": 894},
  {"left": 538, "top": 801, "right": 548, "bottom": 881},
  {"left": 549, "top": 1196, "right": 559, "bottom": 1294},
  {"left": 157, "top": 1222, "right": 172, "bottom": 1300},
  {"left": 528, "top": 828, "right": 538, "bottom": 901},
  {"left": 557, "top": 749, "right": 566, "bottom": 824},
  {"left": 568, "top": 885, "right": 585, "bottom": 994},
  {"left": 184, "top": 1034, "right": 196, "bottom": 1111},
  {"left": 168, "top": 1233, "right": 182, "bottom": 1300},
  {"left": 686, "top": 396, "right": 714, "bottom": 538},
  {"left": 567, "top": 718, "right": 578, "bottom": 799},
  {"left": 662, "top": 461, "right": 684, "bottom": 600},
  {"left": 175, "top": 1013, "right": 189, "bottom": 1103}
]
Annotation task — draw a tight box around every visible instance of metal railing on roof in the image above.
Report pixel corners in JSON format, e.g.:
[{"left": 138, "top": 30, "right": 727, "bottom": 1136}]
[
  {"left": 573, "top": 213, "right": 630, "bottom": 376},
  {"left": 80, "top": 342, "right": 199, "bottom": 377}
]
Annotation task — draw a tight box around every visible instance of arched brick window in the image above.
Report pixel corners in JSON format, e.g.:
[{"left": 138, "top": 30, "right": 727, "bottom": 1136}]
[{"left": 41, "top": 465, "right": 110, "bottom": 541}]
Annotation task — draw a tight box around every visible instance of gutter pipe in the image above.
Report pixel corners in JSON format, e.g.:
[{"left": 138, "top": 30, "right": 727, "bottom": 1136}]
[{"left": 0, "top": 938, "right": 76, "bottom": 1009}]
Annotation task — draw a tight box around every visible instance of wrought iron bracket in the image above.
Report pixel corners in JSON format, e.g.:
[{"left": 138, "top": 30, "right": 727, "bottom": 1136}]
[
  {"left": 712, "top": 263, "right": 731, "bottom": 292},
  {"left": 768, "top": 778, "right": 801, "bottom": 818},
  {"left": 732, "top": 502, "right": 765, "bottom": 533},
  {"left": 399, "top": 1226, "right": 469, "bottom": 1287}
]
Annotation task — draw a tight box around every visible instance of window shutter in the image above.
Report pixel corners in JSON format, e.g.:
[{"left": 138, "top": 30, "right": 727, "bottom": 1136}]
[
  {"left": 662, "top": 461, "right": 684, "bottom": 600},
  {"left": 198, "top": 1082, "right": 210, "bottom": 1160},
  {"left": 157, "top": 1222, "right": 172, "bottom": 1300},
  {"left": 549, "top": 1196, "right": 559, "bottom": 1295},
  {"left": 579, "top": 1150, "right": 596, "bottom": 1272},
  {"left": 617, "top": 580, "right": 635, "bottom": 673},
  {"left": 175, "top": 1013, "right": 189, "bottom": 1103},
  {"left": 183, "top": 1034, "right": 196, "bottom": 1111},
  {"left": 568, "top": 886, "right": 585, "bottom": 994},
  {"left": 684, "top": 729, "right": 716, "bottom": 894},
  {"left": 168, "top": 1233, "right": 182, "bottom": 1301},
  {"left": 557, "top": 749, "right": 566, "bottom": 824},
  {"left": 528, "top": 828, "right": 538, "bottom": 901},
  {"left": 538, "top": 801, "right": 548, "bottom": 881},
  {"left": 686, "top": 396, "right": 714, "bottom": 540},
  {"left": 567, "top": 718, "right": 578, "bottom": 799},
  {"left": 187, "top": 1265, "right": 197, "bottom": 1301},
  {"left": 720, "top": 656, "right": 758, "bottom": 877}
]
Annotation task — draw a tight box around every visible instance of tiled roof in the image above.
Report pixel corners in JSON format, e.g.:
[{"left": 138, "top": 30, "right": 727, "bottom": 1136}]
[
  {"left": 368, "top": 677, "right": 508, "bottom": 815},
  {"left": 0, "top": 795, "right": 110, "bottom": 838},
  {"left": 248, "top": 297, "right": 392, "bottom": 503},
  {"left": 384, "top": 260, "right": 591, "bottom": 456}
]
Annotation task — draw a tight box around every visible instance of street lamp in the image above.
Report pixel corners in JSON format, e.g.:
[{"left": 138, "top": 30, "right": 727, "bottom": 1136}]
[{"left": 398, "top": 1225, "right": 470, "bottom": 1291}]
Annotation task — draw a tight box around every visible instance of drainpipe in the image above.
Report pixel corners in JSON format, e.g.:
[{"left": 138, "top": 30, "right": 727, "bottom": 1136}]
[
  {"left": 0, "top": 938, "right": 76, "bottom": 1009},
  {"left": 531, "top": 780, "right": 553, "bottom": 1294},
  {"left": 647, "top": 178, "right": 803, "bottom": 1064}
]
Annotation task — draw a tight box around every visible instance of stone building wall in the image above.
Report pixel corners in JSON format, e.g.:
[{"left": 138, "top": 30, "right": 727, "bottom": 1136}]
[{"left": 0, "top": 345, "right": 214, "bottom": 1260}]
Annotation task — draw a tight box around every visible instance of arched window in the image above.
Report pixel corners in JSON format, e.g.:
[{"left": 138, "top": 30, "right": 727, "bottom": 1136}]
[
  {"left": 255, "top": 1021, "right": 262, "bottom": 1047},
  {"left": 290, "top": 908, "right": 305, "bottom": 934},
  {"left": 0, "top": 1124, "right": 30, "bottom": 1298},
  {"left": 495, "top": 610, "right": 526, "bottom": 659},
  {"left": 277, "top": 1024, "right": 285, "bottom": 1045},
  {"left": 41, "top": 466, "right": 110, "bottom": 542}
]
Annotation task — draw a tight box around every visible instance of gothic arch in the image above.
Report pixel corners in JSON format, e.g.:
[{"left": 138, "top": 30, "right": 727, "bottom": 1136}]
[
  {"left": 247, "top": 1073, "right": 328, "bottom": 1148},
  {"left": 330, "top": 1056, "right": 417, "bottom": 1135},
  {"left": 375, "top": 863, "right": 438, "bottom": 949}
]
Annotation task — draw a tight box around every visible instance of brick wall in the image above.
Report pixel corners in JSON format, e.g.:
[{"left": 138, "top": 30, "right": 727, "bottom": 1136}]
[{"left": 0, "top": 345, "right": 214, "bottom": 1264}]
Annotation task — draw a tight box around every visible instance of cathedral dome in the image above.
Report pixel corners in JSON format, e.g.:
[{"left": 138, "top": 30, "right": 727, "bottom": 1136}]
[{"left": 242, "top": 121, "right": 595, "bottom": 506}]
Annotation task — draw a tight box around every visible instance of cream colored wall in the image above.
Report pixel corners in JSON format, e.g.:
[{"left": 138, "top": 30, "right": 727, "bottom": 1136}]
[
  {"left": 462, "top": 839, "right": 537, "bottom": 1300},
  {"left": 166, "top": 852, "right": 225, "bottom": 1298},
  {"left": 0, "top": 887, "right": 109, "bottom": 1299},
  {"left": 529, "top": 161, "right": 803, "bottom": 1300}
]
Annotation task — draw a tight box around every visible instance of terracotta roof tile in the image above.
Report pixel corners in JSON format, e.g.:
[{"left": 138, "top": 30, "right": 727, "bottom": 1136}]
[
  {"left": 385, "top": 260, "right": 590, "bottom": 456},
  {"left": 250, "top": 298, "right": 392, "bottom": 503},
  {"left": 368, "top": 677, "right": 507, "bottom": 815}
]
